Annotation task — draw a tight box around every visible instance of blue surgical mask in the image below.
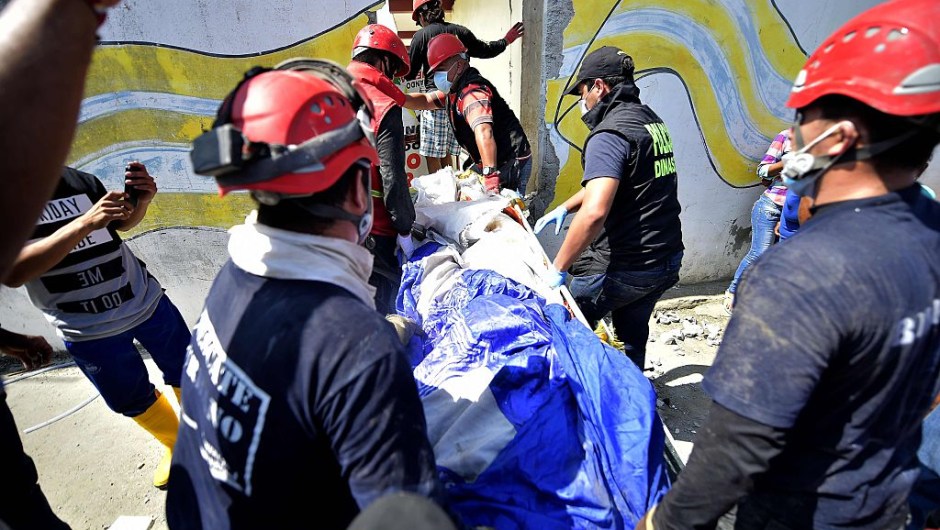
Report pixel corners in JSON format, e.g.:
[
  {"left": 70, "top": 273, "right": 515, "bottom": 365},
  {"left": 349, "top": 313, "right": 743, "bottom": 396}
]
[{"left": 433, "top": 71, "right": 452, "bottom": 93}]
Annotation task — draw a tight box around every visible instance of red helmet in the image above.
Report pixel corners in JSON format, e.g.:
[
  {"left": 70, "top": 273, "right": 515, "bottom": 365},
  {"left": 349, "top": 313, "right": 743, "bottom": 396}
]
[
  {"left": 412, "top": 0, "right": 435, "bottom": 22},
  {"left": 352, "top": 24, "right": 410, "bottom": 78},
  {"left": 427, "top": 33, "right": 467, "bottom": 71},
  {"left": 215, "top": 68, "right": 377, "bottom": 197},
  {"left": 787, "top": 0, "right": 940, "bottom": 118}
]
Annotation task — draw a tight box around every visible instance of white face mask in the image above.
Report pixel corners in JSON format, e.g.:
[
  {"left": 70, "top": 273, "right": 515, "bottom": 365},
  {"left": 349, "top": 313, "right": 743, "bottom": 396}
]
[
  {"left": 579, "top": 99, "right": 590, "bottom": 116},
  {"left": 780, "top": 122, "right": 845, "bottom": 197}
]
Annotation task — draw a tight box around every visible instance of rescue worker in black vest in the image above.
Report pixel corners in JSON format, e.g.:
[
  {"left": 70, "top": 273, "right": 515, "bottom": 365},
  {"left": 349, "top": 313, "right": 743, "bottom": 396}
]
[
  {"left": 534, "top": 46, "right": 683, "bottom": 370},
  {"left": 412, "top": 33, "right": 532, "bottom": 194},
  {"left": 347, "top": 24, "right": 417, "bottom": 314},
  {"left": 406, "top": 0, "right": 524, "bottom": 175}
]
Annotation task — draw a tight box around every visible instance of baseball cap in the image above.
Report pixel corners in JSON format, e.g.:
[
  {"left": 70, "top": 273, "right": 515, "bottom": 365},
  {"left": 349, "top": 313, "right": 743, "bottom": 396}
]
[{"left": 566, "top": 46, "right": 635, "bottom": 96}]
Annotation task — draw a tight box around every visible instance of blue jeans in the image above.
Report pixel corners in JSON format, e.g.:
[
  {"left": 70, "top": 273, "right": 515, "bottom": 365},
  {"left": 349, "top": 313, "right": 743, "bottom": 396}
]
[
  {"left": 569, "top": 251, "right": 682, "bottom": 369},
  {"left": 516, "top": 157, "right": 533, "bottom": 195},
  {"left": 64, "top": 295, "right": 190, "bottom": 417},
  {"left": 728, "top": 194, "right": 782, "bottom": 294},
  {"left": 909, "top": 408, "right": 940, "bottom": 529}
]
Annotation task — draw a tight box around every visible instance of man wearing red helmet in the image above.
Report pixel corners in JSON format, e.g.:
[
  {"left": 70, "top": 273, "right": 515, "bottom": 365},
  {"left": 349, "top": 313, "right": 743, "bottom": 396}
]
[
  {"left": 347, "top": 24, "right": 419, "bottom": 313},
  {"left": 418, "top": 33, "right": 532, "bottom": 193},
  {"left": 168, "top": 62, "right": 443, "bottom": 529},
  {"left": 639, "top": 1, "right": 940, "bottom": 529},
  {"left": 406, "top": 0, "right": 524, "bottom": 176}
]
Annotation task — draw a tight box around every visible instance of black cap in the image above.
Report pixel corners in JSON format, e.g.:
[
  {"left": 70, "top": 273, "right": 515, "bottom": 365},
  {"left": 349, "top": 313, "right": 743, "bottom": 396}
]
[{"left": 566, "top": 46, "right": 635, "bottom": 96}]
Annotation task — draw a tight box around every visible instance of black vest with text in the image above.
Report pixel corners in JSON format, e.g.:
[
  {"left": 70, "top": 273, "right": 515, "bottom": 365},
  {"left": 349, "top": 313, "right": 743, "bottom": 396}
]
[{"left": 573, "top": 83, "right": 683, "bottom": 273}]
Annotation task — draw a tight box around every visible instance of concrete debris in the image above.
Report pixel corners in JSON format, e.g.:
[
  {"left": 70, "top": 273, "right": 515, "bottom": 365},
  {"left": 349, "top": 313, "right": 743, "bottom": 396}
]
[
  {"left": 656, "top": 399, "right": 665, "bottom": 408},
  {"left": 704, "top": 323, "right": 722, "bottom": 335},
  {"left": 660, "top": 329, "right": 684, "bottom": 344},
  {"left": 655, "top": 310, "right": 681, "bottom": 325},
  {"left": 707, "top": 339, "right": 721, "bottom": 347},
  {"left": 109, "top": 515, "right": 154, "bottom": 530},
  {"left": 704, "top": 323, "right": 723, "bottom": 342},
  {"left": 681, "top": 322, "right": 704, "bottom": 338}
]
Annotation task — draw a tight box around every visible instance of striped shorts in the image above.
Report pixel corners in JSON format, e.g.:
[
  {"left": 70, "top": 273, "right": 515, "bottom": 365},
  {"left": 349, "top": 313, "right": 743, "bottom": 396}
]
[{"left": 419, "top": 108, "right": 461, "bottom": 158}]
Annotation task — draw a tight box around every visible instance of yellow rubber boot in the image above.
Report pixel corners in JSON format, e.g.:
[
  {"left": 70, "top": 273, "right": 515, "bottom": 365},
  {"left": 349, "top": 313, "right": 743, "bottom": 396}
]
[
  {"left": 132, "top": 391, "right": 179, "bottom": 489},
  {"left": 172, "top": 386, "right": 182, "bottom": 410}
]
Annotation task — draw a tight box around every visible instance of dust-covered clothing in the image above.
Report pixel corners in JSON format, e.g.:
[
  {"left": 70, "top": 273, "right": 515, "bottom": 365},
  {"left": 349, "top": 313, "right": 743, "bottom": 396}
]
[
  {"left": 656, "top": 185, "right": 940, "bottom": 529},
  {"left": 167, "top": 219, "right": 441, "bottom": 530}
]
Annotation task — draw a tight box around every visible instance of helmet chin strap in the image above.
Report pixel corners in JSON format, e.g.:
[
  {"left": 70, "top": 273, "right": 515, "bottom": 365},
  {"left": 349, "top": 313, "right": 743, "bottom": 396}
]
[{"left": 792, "top": 121, "right": 917, "bottom": 174}]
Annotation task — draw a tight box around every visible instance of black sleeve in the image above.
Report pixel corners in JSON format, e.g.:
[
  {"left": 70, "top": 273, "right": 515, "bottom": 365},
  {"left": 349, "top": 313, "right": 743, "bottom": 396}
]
[
  {"left": 315, "top": 322, "right": 443, "bottom": 509},
  {"left": 0, "top": 326, "right": 27, "bottom": 350},
  {"left": 376, "top": 108, "right": 415, "bottom": 235},
  {"left": 652, "top": 402, "right": 787, "bottom": 530},
  {"left": 407, "top": 34, "right": 426, "bottom": 81},
  {"left": 453, "top": 24, "right": 508, "bottom": 59}
]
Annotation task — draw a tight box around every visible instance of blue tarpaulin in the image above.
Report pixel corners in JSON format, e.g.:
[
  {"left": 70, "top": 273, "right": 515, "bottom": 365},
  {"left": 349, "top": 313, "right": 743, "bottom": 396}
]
[{"left": 399, "top": 242, "right": 670, "bottom": 529}]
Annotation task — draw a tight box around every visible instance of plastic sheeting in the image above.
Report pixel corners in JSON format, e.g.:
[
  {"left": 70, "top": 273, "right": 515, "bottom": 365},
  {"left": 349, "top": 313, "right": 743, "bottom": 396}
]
[{"left": 399, "top": 243, "right": 670, "bottom": 529}]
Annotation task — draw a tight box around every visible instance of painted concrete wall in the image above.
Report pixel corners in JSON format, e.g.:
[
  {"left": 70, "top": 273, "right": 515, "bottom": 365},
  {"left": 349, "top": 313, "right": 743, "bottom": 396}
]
[
  {"left": 536, "top": 0, "right": 940, "bottom": 283},
  {"left": 448, "top": 0, "right": 525, "bottom": 117}
]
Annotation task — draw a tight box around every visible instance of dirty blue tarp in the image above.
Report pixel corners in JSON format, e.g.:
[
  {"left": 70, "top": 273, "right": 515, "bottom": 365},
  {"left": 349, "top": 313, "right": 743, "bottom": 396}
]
[{"left": 398, "top": 243, "right": 670, "bottom": 529}]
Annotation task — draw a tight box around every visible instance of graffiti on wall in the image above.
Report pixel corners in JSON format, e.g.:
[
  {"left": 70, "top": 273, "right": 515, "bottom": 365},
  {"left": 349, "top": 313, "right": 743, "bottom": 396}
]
[
  {"left": 70, "top": 0, "right": 383, "bottom": 235},
  {"left": 545, "top": 0, "right": 820, "bottom": 205}
]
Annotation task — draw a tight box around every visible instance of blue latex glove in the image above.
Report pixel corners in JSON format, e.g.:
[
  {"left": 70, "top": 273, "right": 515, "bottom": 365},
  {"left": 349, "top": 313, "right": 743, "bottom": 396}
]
[
  {"left": 545, "top": 267, "right": 567, "bottom": 289},
  {"left": 396, "top": 234, "right": 416, "bottom": 266},
  {"left": 534, "top": 206, "right": 568, "bottom": 235}
]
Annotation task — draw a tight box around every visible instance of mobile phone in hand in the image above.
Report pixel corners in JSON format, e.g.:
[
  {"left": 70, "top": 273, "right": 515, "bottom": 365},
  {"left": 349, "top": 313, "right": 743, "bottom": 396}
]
[{"left": 124, "top": 163, "right": 141, "bottom": 207}]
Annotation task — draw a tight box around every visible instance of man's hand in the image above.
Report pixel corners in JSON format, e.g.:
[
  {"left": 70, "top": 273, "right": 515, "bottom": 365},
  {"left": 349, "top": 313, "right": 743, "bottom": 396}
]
[
  {"left": 483, "top": 172, "right": 501, "bottom": 193},
  {"left": 124, "top": 161, "right": 157, "bottom": 206},
  {"left": 81, "top": 191, "right": 131, "bottom": 230},
  {"left": 0, "top": 334, "right": 53, "bottom": 371},
  {"left": 634, "top": 505, "right": 656, "bottom": 530},
  {"left": 504, "top": 22, "right": 525, "bottom": 44},
  {"left": 396, "top": 234, "right": 416, "bottom": 264},
  {"left": 544, "top": 266, "right": 566, "bottom": 289},
  {"left": 534, "top": 206, "right": 569, "bottom": 235}
]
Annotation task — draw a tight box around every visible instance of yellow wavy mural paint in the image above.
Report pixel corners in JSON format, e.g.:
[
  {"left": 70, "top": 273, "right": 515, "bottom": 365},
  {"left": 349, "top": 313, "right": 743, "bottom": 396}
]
[
  {"left": 547, "top": 0, "right": 804, "bottom": 207},
  {"left": 71, "top": 12, "right": 374, "bottom": 231}
]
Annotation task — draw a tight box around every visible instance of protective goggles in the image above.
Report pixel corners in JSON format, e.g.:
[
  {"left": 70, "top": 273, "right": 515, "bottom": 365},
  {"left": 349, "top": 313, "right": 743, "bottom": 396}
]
[{"left": 190, "top": 58, "right": 376, "bottom": 189}]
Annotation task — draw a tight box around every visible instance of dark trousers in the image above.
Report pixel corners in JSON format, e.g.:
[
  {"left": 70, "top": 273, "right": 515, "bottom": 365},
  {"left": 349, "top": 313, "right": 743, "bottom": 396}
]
[
  {"left": 0, "top": 390, "right": 70, "bottom": 530},
  {"left": 64, "top": 295, "right": 190, "bottom": 417},
  {"left": 569, "top": 252, "right": 682, "bottom": 369},
  {"left": 367, "top": 234, "right": 402, "bottom": 316}
]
